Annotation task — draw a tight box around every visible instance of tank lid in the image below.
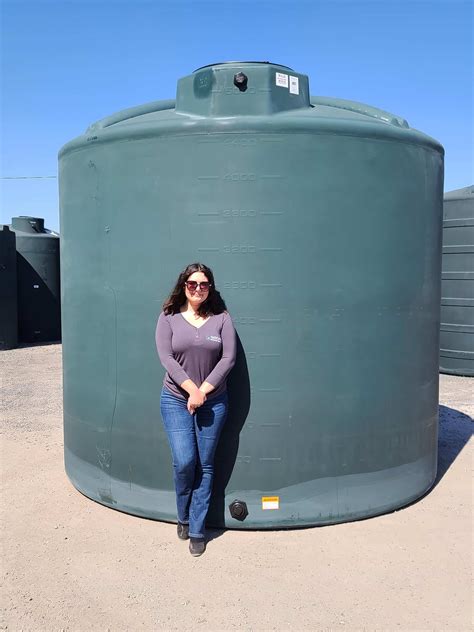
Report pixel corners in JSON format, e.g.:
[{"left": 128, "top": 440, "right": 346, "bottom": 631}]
[
  {"left": 176, "top": 61, "right": 310, "bottom": 117},
  {"left": 11, "top": 216, "right": 45, "bottom": 233},
  {"left": 193, "top": 61, "right": 294, "bottom": 72}
]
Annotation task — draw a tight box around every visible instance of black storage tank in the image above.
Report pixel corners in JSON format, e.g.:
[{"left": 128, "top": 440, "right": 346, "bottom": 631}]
[
  {"left": 0, "top": 225, "right": 18, "bottom": 350},
  {"left": 11, "top": 216, "right": 61, "bottom": 343}
]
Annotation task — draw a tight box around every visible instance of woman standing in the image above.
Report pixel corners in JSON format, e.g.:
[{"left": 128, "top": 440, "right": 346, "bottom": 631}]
[{"left": 155, "top": 263, "right": 237, "bottom": 556}]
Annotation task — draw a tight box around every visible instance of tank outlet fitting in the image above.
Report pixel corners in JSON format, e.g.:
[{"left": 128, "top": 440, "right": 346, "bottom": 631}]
[{"left": 229, "top": 499, "right": 249, "bottom": 521}]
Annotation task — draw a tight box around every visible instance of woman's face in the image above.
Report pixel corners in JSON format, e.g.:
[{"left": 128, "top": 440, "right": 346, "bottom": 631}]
[{"left": 184, "top": 271, "right": 211, "bottom": 308}]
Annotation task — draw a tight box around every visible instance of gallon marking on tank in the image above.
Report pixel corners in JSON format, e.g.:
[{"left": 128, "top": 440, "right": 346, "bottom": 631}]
[
  {"left": 196, "top": 136, "right": 282, "bottom": 145},
  {"left": 223, "top": 245, "right": 257, "bottom": 254},
  {"left": 232, "top": 317, "right": 283, "bottom": 325},
  {"left": 222, "top": 137, "right": 257, "bottom": 145},
  {"left": 196, "top": 173, "right": 284, "bottom": 182},
  {"left": 211, "top": 86, "right": 259, "bottom": 95},
  {"left": 222, "top": 209, "right": 257, "bottom": 217},
  {"left": 218, "top": 209, "right": 284, "bottom": 218},
  {"left": 246, "top": 352, "right": 281, "bottom": 359},
  {"left": 224, "top": 281, "right": 257, "bottom": 290},
  {"left": 260, "top": 283, "right": 283, "bottom": 288},
  {"left": 236, "top": 455, "right": 251, "bottom": 464},
  {"left": 260, "top": 457, "right": 282, "bottom": 462},
  {"left": 232, "top": 316, "right": 258, "bottom": 324},
  {"left": 197, "top": 211, "right": 220, "bottom": 216},
  {"left": 223, "top": 173, "right": 256, "bottom": 181}
]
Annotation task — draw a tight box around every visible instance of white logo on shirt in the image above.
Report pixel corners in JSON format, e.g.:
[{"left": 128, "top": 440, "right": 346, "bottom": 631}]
[{"left": 206, "top": 335, "right": 221, "bottom": 343}]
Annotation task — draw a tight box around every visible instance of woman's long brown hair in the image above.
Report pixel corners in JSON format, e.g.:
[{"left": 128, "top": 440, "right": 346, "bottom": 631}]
[{"left": 162, "top": 263, "right": 227, "bottom": 317}]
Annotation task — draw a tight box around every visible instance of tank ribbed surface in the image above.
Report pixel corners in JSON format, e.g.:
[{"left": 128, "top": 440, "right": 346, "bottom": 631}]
[
  {"left": 59, "top": 63, "right": 444, "bottom": 528},
  {"left": 440, "top": 185, "right": 474, "bottom": 376}
]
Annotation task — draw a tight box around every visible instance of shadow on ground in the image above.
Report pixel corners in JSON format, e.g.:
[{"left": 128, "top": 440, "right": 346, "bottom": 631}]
[{"left": 436, "top": 404, "right": 473, "bottom": 484}]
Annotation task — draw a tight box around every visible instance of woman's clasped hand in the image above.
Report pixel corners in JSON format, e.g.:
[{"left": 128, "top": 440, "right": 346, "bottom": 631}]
[{"left": 187, "top": 388, "right": 206, "bottom": 414}]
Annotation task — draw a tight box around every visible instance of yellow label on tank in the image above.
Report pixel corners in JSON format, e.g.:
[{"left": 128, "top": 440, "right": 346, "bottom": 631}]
[{"left": 262, "top": 496, "right": 280, "bottom": 510}]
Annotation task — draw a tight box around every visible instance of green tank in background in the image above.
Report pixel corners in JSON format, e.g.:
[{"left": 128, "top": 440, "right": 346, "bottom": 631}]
[
  {"left": 0, "top": 225, "right": 18, "bottom": 350},
  {"left": 10, "top": 216, "right": 61, "bottom": 344},
  {"left": 59, "top": 62, "right": 444, "bottom": 528},
  {"left": 440, "top": 185, "right": 474, "bottom": 376}
]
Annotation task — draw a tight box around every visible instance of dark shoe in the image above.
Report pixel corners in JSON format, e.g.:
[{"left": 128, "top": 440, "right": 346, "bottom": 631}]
[
  {"left": 177, "top": 522, "right": 189, "bottom": 540},
  {"left": 189, "top": 537, "right": 206, "bottom": 557}
]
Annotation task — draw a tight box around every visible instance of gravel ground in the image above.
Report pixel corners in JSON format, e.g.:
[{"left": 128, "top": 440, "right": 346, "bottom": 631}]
[{"left": 1, "top": 343, "right": 472, "bottom": 631}]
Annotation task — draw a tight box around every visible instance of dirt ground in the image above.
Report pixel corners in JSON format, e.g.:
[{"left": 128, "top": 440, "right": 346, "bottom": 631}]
[{"left": 1, "top": 343, "right": 472, "bottom": 631}]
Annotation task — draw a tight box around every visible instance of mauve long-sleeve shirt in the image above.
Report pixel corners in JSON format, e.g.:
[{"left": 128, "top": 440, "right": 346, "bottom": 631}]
[{"left": 155, "top": 311, "right": 237, "bottom": 400}]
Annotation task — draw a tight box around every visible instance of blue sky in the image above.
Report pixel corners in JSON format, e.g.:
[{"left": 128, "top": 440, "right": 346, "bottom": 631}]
[{"left": 1, "top": 0, "right": 472, "bottom": 231}]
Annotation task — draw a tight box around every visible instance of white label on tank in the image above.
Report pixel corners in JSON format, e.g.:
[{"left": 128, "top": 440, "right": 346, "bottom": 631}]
[
  {"left": 262, "top": 496, "right": 280, "bottom": 510},
  {"left": 275, "top": 72, "right": 288, "bottom": 88},
  {"left": 289, "top": 76, "right": 299, "bottom": 95},
  {"left": 33, "top": 284, "right": 39, "bottom": 288}
]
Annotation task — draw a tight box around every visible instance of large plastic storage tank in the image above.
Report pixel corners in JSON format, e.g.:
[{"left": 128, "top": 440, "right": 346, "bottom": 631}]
[
  {"left": 440, "top": 185, "right": 474, "bottom": 376},
  {"left": 59, "top": 62, "right": 444, "bottom": 528},
  {"left": 0, "top": 225, "right": 18, "bottom": 350},
  {"left": 11, "top": 216, "right": 61, "bottom": 343}
]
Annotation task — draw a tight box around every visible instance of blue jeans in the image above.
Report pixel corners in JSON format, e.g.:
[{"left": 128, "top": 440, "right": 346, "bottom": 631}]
[{"left": 160, "top": 387, "right": 228, "bottom": 539}]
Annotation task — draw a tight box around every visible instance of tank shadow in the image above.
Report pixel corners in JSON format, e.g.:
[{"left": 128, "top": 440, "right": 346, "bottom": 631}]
[
  {"left": 15, "top": 341, "right": 62, "bottom": 349},
  {"left": 207, "top": 333, "right": 250, "bottom": 529},
  {"left": 435, "top": 404, "right": 473, "bottom": 485},
  {"left": 205, "top": 528, "right": 226, "bottom": 543}
]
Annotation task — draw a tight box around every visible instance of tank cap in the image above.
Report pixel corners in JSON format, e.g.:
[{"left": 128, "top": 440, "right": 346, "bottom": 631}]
[
  {"left": 233, "top": 72, "right": 248, "bottom": 92},
  {"left": 176, "top": 62, "right": 310, "bottom": 117}
]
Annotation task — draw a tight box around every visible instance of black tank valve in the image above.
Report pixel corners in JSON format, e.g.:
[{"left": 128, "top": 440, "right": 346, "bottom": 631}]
[{"left": 229, "top": 499, "right": 248, "bottom": 521}]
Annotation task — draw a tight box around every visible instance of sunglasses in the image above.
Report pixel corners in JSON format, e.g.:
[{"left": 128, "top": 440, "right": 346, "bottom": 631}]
[{"left": 185, "top": 280, "right": 211, "bottom": 291}]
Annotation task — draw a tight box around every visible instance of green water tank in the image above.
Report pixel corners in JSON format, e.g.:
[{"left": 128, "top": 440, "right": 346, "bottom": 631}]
[
  {"left": 11, "top": 216, "right": 61, "bottom": 343},
  {"left": 0, "top": 225, "right": 18, "bottom": 350},
  {"left": 440, "top": 185, "right": 474, "bottom": 376},
  {"left": 59, "top": 62, "right": 444, "bottom": 528}
]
